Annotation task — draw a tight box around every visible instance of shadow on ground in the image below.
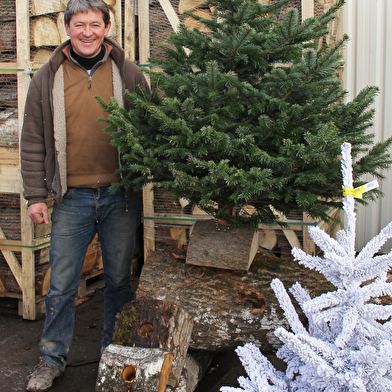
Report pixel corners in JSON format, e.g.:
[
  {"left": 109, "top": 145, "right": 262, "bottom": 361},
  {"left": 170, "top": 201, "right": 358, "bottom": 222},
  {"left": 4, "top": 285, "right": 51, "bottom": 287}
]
[{"left": 0, "top": 287, "right": 253, "bottom": 392}]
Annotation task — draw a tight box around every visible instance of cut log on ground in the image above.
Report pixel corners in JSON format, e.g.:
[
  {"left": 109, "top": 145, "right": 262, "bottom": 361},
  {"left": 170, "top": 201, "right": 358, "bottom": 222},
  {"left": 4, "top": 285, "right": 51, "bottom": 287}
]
[
  {"left": 113, "top": 298, "right": 193, "bottom": 387},
  {"left": 137, "top": 250, "right": 335, "bottom": 353},
  {"left": 186, "top": 219, "right": 259, "bottom": 271},
  {"left": 96, "top": 344, "right": 173, "bottom": 392}
]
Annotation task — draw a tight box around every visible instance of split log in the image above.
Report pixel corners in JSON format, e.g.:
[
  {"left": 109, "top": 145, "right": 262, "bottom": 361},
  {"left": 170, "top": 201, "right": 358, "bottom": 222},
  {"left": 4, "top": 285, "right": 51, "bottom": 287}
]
[
  {"left": 41, "top": 266, "right": 50, "bottom": 296},
  {"left": 258, "top": 227, "right": 277, "bottom": 250},
  {"left": 30, "top": 0, "right": 64, "bottom": 16},
  {"left": 96, "top": 344, "right": 174, "bottom": 392},
  {"left": 82, "top": 234, "right": 101, "bottom": 275},
  {"left": 31, "top": 17, "right": 61, "bottom": 47},
  {"left": 0, "top": 109, "right": 18, "bottom": 148},
  {"left": 183, "top": 9, "right": 212, "bottom": 32},
  {"left": 0, "top": 21, "right": 16, "bottom": 53},
  {"left": 186, "top": 219, "right": 259, "bottom": 271},
  {"left": 113, "top": 298, "right": 193, "bottom": 387},
  {"left": 32, "top": 48, "right": 53, "bottom": 68},
  {"left": 108, "top": 10, "right": 117, "bottom": 40},
  {"left": 178, "top": 0, "right": 207, "bottom": 14},
  {"left": 137, "top": 250, "right": 335, "bottom": 354},
  {"left": 0, "top": 1, "right": 16, "bottom": 23},
  {"left": 56, "top": 13, "right": 68, "bottom": 43}
]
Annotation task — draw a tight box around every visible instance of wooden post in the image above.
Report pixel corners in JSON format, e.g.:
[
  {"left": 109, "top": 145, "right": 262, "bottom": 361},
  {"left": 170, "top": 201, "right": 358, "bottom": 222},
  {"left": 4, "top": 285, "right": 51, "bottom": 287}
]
[
  {"left": 16, "top": 0, "right": 36, "bottom": 320},
  {"left": 302, "top": 212, "right": 316, "bottom": 255},
  {"left": 114, "top": 0, "right": 122, "bottom": 47},
  {"left": 302, "top": 0, "right": 314, "bottom": 21},
  {"left": 158, "top": 0, "right": 181, "bottom": 32},
  {"left": 138, "top": 0, "right": 150, "bottom": 66},
  {"left": 124, "top": 0, "right": 136, "bottom": 61}
]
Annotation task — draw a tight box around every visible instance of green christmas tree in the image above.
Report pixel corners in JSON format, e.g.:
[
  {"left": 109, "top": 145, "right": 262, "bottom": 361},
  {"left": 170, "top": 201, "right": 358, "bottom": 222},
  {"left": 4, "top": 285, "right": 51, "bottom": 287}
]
[{"left": 98, "top": 0, "right": 392, "bottom": 228}]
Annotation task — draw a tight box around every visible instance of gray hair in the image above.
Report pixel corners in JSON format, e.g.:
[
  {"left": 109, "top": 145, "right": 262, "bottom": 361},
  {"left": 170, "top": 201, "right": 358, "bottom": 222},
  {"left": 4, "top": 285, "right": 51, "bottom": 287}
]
[{"left": 64, "top": 0, "right": 110, "bottom": 27}]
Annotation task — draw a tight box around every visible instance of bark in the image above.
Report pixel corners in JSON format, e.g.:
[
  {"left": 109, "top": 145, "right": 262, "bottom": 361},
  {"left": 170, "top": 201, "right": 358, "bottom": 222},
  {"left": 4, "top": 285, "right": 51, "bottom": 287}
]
[
  {"left": 137, "top": 250, "right": 335, "bottom": 354},
  {"left": 186, "top": 219, "right": 259, "bottom": 271},
  {"left": 96, "top": 344, "right": 174, "bottom": 392},
  {"left": 113, "top": 298, "right": 193, "bottom": 387}
]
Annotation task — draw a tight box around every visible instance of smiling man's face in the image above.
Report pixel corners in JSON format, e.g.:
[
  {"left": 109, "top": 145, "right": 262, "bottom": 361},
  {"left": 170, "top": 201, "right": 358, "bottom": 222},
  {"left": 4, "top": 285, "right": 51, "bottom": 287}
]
[{"left": 65, "top": 9, "right": 111, "bottom": 58}]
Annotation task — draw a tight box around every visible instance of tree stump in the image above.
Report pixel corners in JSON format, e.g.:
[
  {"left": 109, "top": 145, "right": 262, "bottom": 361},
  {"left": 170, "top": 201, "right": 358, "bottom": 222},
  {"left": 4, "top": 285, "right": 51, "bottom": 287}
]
[
  {"left": 186, "top": 219, "right": 259, "bottom": 271},
  {"left": 113, "top": 298, "right": 193, "bottom": 387},
  {"left": 96, "top": 344, "right": 173, "bottom": 392}
]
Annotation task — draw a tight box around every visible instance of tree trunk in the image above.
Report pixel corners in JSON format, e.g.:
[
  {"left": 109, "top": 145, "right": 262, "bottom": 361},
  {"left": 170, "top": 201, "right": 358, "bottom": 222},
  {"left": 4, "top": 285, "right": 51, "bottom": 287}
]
[
  {"left": 137, "top": 250, "right": 335, "bottom": 354},
  {"left": 186, "top": 219, "right": 259, "bottom": 271},
  {"left": 113, "top": 298, "right": 193, "bottom": 387},
  {"left": 96, "top": 344, "right": 174, "bottom": 392}
]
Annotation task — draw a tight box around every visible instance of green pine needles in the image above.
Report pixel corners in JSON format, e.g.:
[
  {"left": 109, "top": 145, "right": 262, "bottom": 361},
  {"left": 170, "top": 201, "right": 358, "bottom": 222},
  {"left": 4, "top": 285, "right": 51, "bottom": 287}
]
[{"left": 98, "top": 0, "right": 392, "bottom": 228}]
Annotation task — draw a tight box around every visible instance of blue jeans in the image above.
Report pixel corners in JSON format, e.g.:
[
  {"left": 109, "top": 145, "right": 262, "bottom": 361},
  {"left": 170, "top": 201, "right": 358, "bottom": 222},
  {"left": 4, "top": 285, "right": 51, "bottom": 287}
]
[{"left": 39, "top": 187, "right": 141, "bottom": 370}]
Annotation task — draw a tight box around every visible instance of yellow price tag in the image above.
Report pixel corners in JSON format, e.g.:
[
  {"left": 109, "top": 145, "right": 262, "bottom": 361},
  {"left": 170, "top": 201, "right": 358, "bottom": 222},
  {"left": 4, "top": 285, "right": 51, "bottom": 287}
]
[{"left": 343, "top": 180, "right": 378, "bottom": 199}]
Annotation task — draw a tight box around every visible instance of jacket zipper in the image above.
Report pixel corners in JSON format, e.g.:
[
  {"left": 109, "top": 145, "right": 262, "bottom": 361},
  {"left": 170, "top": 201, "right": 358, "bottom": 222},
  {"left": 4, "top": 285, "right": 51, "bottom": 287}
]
[{"left": 88, "top": 75, "right": 92, "bottom": 89}]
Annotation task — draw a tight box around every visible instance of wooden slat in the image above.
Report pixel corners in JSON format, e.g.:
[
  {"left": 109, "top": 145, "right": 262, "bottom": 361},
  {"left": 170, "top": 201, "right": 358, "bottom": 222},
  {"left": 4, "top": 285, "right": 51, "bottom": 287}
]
[
  {"left": 17, "top": 0, "right": 36, "bottom": 321},
  {"left": 0, "top": 150, "right": 19, "bottom": 165},
  {"left": 124, "top": 0, "right": 136, "bottom": 61},
  {"left": 158, "top": 0, "right": 181, "bottom": 32},
  {"left": 143, "top": 184, "right": 155, "bottom": 261},
  {"left": 0, "top": 62, "right": 19, "bottom": 73},
  {"left": 138, "top": 0, "right": 150, "bottom": 65},
  {"left": 302, "top": 0, "right": 314, "bottom": 21},
  {"left": 0, "top": 226, "right": 22, "bottom": 289},
  {"left": 114, "top": 0, "right": 122, "bottom": 46}
]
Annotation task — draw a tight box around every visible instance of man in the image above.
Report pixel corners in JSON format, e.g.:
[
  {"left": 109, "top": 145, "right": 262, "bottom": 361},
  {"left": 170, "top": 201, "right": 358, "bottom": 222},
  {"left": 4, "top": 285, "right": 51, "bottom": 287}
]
[{"left": 20, "top": 1, "right": 149, "bottom": 390}]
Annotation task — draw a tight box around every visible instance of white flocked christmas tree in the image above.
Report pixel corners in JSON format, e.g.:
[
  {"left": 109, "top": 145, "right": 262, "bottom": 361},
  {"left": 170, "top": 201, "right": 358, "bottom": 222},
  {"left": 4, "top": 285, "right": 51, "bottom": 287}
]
[{"left": 221, "top": 142, "right": 392, "bottom": 391}]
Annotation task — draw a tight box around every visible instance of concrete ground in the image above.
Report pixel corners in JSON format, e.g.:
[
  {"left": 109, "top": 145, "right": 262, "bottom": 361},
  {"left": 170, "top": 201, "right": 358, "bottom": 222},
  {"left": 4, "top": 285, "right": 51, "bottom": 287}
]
[{"left": 0, "top": 287, "right": 249, "bottom": 392}]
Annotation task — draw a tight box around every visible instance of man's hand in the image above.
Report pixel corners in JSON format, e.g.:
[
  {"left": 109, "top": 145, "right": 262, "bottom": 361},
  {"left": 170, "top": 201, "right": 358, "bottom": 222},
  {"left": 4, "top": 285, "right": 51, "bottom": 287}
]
[{"left": 28, "top": 202, "right": 49, "bottom": 225}]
